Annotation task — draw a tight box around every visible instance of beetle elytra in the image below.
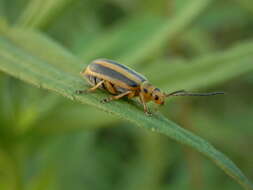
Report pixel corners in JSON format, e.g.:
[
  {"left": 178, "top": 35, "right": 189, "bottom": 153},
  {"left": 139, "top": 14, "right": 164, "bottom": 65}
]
[{"left": 76, "top": 59, "right": 224, "bottom": 116}]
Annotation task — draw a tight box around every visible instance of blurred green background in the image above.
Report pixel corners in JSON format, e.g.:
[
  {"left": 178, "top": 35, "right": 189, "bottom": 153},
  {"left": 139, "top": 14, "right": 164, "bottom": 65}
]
[{"left": 0, "top": 0, "right": 253, "bottom": 190}]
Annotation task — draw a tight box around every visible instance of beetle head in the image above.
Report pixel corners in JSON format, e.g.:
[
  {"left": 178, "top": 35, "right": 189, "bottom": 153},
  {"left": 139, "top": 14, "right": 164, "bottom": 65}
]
[
  {"left": 140, "top": 81, "right": 165, "bottom": 105},
  {"left": 151, "top": 88, "right": 165, "bottom": 105}
]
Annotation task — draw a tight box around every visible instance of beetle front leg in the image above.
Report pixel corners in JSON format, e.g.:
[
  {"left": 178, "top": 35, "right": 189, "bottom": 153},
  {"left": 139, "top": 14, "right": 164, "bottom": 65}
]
[
  {"left": 101, "top": 91, "right": 131, "bottom": 103},
  {"left": 139, "top": 93, "right": 152, "bottom": 116},
  {"left": 76, "top": 80, "right": 104, "bottom": 94}
]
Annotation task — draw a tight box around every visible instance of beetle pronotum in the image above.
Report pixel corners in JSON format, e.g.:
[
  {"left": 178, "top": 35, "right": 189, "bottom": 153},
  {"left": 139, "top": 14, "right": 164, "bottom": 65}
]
[{"left": 76, "top": 59, "right": 224, "bottom": 116}]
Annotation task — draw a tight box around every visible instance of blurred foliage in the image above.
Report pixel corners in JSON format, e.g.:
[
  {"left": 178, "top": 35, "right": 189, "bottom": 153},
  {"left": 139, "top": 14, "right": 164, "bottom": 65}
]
[{"left": 0, "top": 0, "right": 253, "bottom": 190}]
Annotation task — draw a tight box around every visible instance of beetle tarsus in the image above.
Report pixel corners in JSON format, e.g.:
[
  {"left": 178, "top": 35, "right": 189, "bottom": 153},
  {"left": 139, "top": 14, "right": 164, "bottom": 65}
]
[
  {"left": 75, "top": 89, "right": 87, "bottom": 94},
  {"left": 145, "top": 111, "right": 152, "bottom": 116},
  {"left": 100, "top": 98, "right": 109, "bottom": 103}
]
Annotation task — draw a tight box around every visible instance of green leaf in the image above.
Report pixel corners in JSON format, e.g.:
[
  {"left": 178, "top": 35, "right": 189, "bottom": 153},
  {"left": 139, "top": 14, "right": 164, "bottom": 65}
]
[
  {"left": 0, "top": 147, "right": 23, "bottom": 190},
  {"left": 233, "top": 0, "right": 253, "bottom": 16},
  {"left": 176, "top": 27, "right": 217, "bottom": 55},
  {"left": 0, "top": 26, "right": 252, "bottom": 190},
  {"left": 121, "top": 0, "right": 212, "bottom": 64},
  {"left": 143, "top": 41, "right": 253, "bottom": 91},
  {"left": 16, "top": 0, "right": 77, "bottom": 29},
  {"left": 78, "top": 15, "right": 166, "bottom": 62},
  {"left": 79, "top": 0, "right": 214, "bottom": 65},
  {"left": 0, "top": 1, "right": 5, "bottom": 18}
]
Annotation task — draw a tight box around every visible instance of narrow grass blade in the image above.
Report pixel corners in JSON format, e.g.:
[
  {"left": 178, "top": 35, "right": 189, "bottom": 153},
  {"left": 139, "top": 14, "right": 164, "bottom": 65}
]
[
  {"left": 119, "top": 0, "right": 214, "bottom": 65},
  {"left": 16, "top": 0, "right": 76, "bottom": 29},
  {"left": 143, "top": 41, "right": 253, "bottom": 91},
  {"left": 78, "top": 0, "right": 213, "bottom": 66}
]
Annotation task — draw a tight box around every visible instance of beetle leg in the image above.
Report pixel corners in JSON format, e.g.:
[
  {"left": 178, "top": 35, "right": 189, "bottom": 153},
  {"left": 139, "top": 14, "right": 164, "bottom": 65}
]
[
  {"left": 139, "top": 93, "right": 152, "bottom": 116},
  {"left": 76, "top": 80, "right": 104, "bottom": 94},
  {"left": 101, "top": 91, "right": 131, "bottom": 103}
]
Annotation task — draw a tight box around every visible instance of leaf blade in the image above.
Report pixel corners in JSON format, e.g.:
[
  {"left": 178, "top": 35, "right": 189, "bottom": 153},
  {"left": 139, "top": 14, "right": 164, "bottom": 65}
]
[{"left": 0, "top": 27, "right": 252, "bottom": 190}]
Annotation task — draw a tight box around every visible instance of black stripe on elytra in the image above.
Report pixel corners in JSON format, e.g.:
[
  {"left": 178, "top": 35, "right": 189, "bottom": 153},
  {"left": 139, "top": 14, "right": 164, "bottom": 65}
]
[
  {"left": 96, "top": 59, "right": 147, "bottom": 82},
  {"left": 89, "top": 63, "right": 138, "bottom": 87}
]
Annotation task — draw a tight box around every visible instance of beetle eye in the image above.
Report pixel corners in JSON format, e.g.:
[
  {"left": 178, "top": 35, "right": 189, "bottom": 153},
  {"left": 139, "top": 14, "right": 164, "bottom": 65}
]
[
  {"left": 154, "top": 95, "right": 159, "bottom": 100},
  {"left": 143, "top": 88, "right": 148, "bottom": 93}
]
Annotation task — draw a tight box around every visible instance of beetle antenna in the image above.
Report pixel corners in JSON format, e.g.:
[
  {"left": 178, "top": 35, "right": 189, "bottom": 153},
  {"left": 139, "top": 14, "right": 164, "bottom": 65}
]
[
  {"left": 166, "top": 90, "right": 224, "bottom": 97},
  {"left": 166, "top": 90, "right": 186, "bottom": 96}
]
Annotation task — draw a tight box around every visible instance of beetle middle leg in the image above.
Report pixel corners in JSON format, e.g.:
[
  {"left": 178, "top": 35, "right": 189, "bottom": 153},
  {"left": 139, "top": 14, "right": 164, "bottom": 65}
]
[
  {"left": 76, "top": 80, "right": 104, "bottom": 94},
  {"left": 101, "top": 91, "right": 132, "bottom": 103}
]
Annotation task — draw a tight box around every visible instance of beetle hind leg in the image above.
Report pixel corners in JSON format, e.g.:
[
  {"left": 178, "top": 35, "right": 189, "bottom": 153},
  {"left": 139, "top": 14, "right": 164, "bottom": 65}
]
[
  {"left": 76, "top": 80, "right": 104, "bottom": 94},
  {"left": 101, "top": 91, "right": 132, "bottom": 103}
]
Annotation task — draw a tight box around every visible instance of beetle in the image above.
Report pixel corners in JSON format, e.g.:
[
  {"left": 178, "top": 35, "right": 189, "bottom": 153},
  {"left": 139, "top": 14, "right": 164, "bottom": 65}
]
[{"left": 76, "top": 59, "right": 224, "bottom": 116}]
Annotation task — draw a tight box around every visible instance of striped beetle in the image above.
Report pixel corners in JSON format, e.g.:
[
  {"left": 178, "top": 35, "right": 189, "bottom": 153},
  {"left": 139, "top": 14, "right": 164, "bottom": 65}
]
[{"left": 76, "top": 59, "right": 224, "bottom": 116}]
